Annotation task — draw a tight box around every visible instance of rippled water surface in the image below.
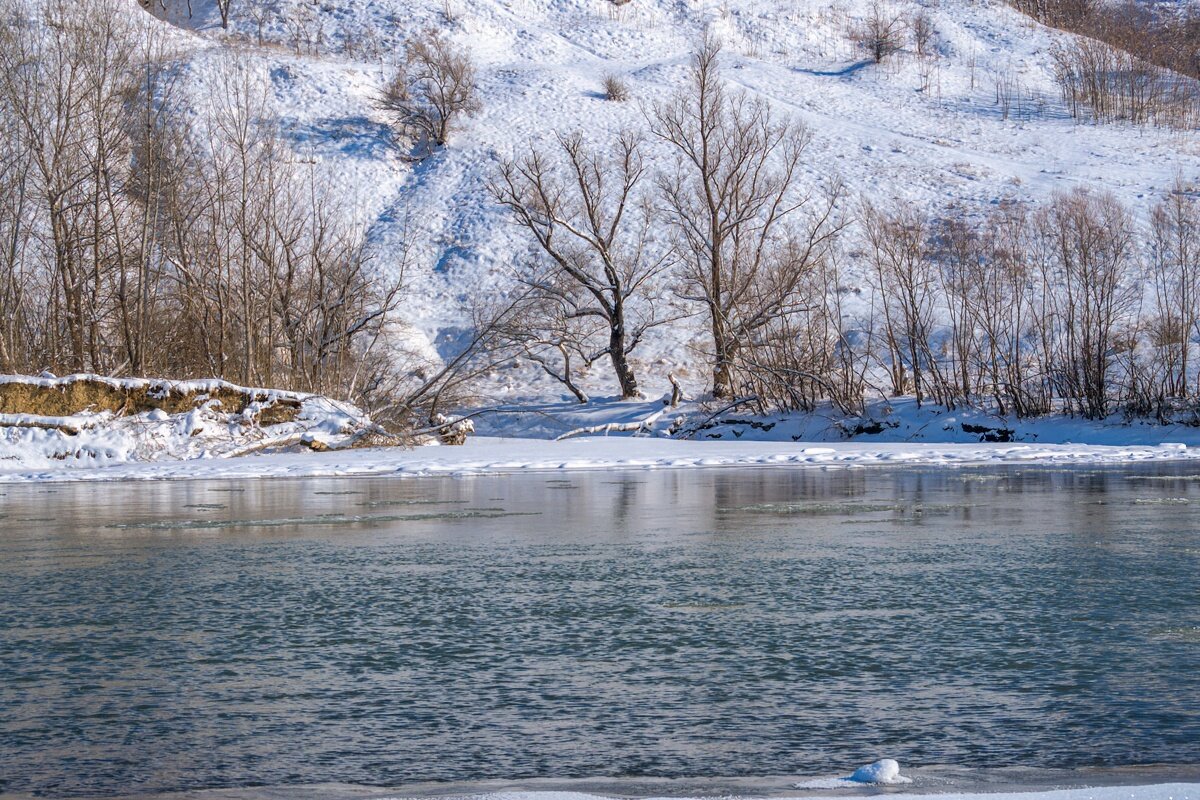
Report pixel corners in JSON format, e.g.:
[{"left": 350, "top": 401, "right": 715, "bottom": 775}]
[{"left": 2, "top": 465, "right": 1200, "bottom": 797}]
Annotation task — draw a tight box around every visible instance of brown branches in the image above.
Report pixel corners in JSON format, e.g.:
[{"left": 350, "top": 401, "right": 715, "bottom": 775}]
[
  {"left": 651, "top": 35, "right": 843, "bottom": 400},
  {"left": 380, "top": 31, "right": 481, "bottom": 153},
  {"left": 493, "top": 131, "right": 670, "bottom": 400}
]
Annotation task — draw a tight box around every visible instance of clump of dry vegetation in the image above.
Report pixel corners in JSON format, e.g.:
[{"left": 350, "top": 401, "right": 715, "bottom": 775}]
[
  {"left": 380, "top": 30, "right": 482, "bottom": 151},
  {"left": 0, "top": 376, "right": 302, "bottom": 422},
  {"left": 602, "top": 74, "right": 630, "bottom": 101}
]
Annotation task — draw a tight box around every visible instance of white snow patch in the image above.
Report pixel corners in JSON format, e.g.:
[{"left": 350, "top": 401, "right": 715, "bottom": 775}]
[
  {"left": 5, "top": 434, "right": 1200, "bottom": 483},
  {"left": 379, "top": 786, "right": 1199, "bottom": 800},
  {"left": 850, "top": 758, "right": 912, "bottom": 784},
  {"left": 0, "top": 373, "right": 381, "bottom": 471}
]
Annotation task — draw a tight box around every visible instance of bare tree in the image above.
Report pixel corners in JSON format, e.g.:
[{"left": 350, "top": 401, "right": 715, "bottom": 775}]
[
  {"left": 492, "top": 131, "right": 669, "bottom": 399},
  {"left": 1034, "top": 188, "right": 1139, "bottom": 418},
  {"left": 1149, "top": 182, "right": 1200, "bottom": 398},
  {"left": 381, "top": 31, "right": 481, "bottom": 152},
  {"left": 652, "top": 36, "right": 843, "bottom": 399},
  {"left": 909, "top": 9, "right": 935, "bottom": 59},
  {"left": 851, "top": 2, "right": 905, "bottom": 64}
]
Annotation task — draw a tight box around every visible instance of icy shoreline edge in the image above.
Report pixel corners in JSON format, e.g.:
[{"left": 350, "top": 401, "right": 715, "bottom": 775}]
[
  {"left": 3, "top": 435, "right": 1200, "bottom": 484},
  {"left": 54, "top": 781, "right": 1200, "bottom": 800}
]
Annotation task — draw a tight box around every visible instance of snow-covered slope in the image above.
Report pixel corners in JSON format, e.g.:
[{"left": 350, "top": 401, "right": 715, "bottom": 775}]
[{"left": 141, "top": 0, "right": 1200, "bottom": 401}]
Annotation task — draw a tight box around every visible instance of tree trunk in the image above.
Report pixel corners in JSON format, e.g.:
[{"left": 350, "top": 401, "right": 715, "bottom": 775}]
[{"left": 608, "top": 311, "right": 639, "bottom": 400}]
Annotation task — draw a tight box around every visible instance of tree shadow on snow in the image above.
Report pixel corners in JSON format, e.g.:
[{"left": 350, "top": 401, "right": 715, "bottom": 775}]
[
  {"left": 285, "top": 116, "right": 396, "bottom": 160},
  {"left": 793, "top": 59, "right": 876, "bottom": 78}
]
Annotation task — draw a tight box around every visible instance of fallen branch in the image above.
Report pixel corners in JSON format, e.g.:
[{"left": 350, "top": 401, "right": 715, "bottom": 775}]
[
  {"left": 0, "top": 413, "right": 103, "bottom": 435},
  {"left": 555, "top": 408, "right": 667, "bottom": 441},
  {"left": 221, "top": 433, "right": 335, "bottom": 459}
]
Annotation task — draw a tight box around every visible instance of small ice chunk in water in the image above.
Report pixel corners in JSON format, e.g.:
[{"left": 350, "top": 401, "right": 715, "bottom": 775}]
[{"left": 849, "top": 758, "right": 911, "bottom": 784}]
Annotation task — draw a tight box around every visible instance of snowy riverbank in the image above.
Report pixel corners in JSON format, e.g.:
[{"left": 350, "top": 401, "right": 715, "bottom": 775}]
[
  {"left": 2, "top": 434, "right": 1199, "bottom": 483},
  {"left": 7, "top": 380, "right": 1200, "bottom": 483},
  {"left": 78, "top": 783, "right": 1200, "bottom": 800},
  {"left": 450, "top": 787, "right": 1200, "bottom": 800}
]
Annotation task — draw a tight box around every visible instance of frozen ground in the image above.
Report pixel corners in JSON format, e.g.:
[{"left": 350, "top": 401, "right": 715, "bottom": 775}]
[
  {"left": 0, "top": 374, "right": 380, "bottom": 472},
  {"left": 2, "top": 431, "right": 1198, "bottom": 483},
  {"left": 77, "top": 783, "right": 1200, "bottom": 800}
]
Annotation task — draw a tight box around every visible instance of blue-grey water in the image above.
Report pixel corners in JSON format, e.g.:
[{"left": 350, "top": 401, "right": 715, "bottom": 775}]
[{"left": 1, "top": 465, "right": 1200, "bottom": 799}]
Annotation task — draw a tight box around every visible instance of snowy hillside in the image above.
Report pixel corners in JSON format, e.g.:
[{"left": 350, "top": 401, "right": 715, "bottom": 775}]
[{"left": 133, "top": 0, "right": 1200, "bottom": 403}]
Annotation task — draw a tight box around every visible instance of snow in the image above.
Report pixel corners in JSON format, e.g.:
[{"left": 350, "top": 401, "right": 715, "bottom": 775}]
[
  {"left": 795, "top": 758, "right": 915, "bottom": 788},
  {"left": 849, "top": 758, "right": 913, "bottom": 784},
  {"left": 4, "top": 375, "right": 1200, "bottom": 481},
  {"left": 0, "top": 374, "right": 378, "bottom": 470},
  {"left": 380, "top": 786, "right": 1198, "bottom": 800},
  {"left": 3, "top": 432, "right": 1200, "bottom": 483}
]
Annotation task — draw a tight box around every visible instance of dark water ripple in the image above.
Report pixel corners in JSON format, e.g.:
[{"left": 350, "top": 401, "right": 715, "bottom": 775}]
[{"left": 1, "top": 466, "right": 1199, "bottom": 797}]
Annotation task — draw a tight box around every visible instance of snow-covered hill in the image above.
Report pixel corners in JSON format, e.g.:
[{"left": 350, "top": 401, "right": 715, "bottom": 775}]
[{"left": 139, "top": 0, "right": 1200, "bottom": 402}]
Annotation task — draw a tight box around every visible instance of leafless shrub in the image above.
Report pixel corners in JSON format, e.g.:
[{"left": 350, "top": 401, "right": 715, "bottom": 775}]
[
  {"left": 602, "top": 73, "right": 630, "bottom": 102},
  {"left": 850, "top": 2, "right": 905, "bottom": 64},
  {"left": 737, "top": 249, "right": 866, "bottom": 415},
  {"left": 909, "top": 9, "right": 935, "bottom": 58},
  {"left": 381, "top": 31, "right": 481, "bottom": 152}
]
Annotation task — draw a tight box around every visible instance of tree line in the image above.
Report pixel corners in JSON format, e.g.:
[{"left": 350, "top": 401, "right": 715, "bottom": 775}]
[
  {"left": 0, "top": 0, "right": 409, "bottom": 419},
  {"left": 1009, "top": 0, "right": 1200, "bottom": 126}
]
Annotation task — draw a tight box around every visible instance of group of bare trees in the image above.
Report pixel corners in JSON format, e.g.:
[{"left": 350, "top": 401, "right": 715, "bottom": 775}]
[
  {"left": 6, "top": 0, "right": 1200, "bottom": 429},
  {"left": 858, "top": 187, "right": 1200, "bottom": 420},
  {"left": 0, "top": 0, "right": 401, "bottom": 413},
  {"left": 494, "top": 38, "right": 844, "bottom": 406},
  {"left": 1011, "top": 0, "right": 1200, "bottom": 81},
  {"left": 493, "top": 36, "right": 1200, "bottom": 422},
  {"left": 1050, "top": 37, "right": 1198, "bottom": 126},
  {"left": 1009, "top": 0, "right": 1200, "bottom": 127}
]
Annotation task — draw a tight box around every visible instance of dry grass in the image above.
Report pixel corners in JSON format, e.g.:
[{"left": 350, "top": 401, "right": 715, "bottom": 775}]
[
  {"left": 603, "top": 74, "right": 630, "bottom": 102},
  {"left": 0, "top": 376, "right": 302, "bottom": 424}
]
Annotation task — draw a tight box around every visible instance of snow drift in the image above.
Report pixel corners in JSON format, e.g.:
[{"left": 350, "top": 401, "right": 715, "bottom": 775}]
[{"left": 0, "top": 374, "right": 387, "bottom": 470}]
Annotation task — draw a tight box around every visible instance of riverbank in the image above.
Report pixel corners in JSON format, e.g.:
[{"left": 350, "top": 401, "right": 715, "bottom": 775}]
[
  {"left": 2, "top": 434, "right": 1199, "bottom": 483},
  {"left": 26, "top": 776, "right": 1200, "bottom": 800}
]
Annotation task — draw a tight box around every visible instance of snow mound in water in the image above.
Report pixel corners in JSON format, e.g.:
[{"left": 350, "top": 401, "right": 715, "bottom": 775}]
[
  {"left": 849, "top": 758, "right": 912, "bottom": 784},
  {"left": 795, "top": 758, "right": 913, "bottom": 789}
]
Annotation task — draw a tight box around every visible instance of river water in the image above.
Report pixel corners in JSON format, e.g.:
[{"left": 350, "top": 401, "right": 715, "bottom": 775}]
[{"left": 1, "top": 465, "right": 1199, "bottom": 797}]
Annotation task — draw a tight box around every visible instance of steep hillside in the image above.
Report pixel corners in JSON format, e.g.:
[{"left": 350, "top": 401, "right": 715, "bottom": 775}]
[{"left": 132, "top": 0, "right": 1200, "bottom": 400}]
